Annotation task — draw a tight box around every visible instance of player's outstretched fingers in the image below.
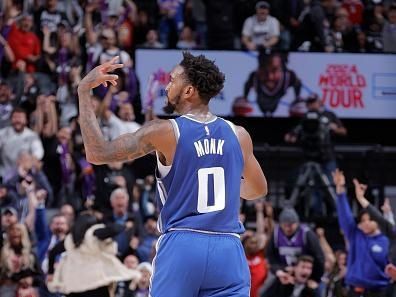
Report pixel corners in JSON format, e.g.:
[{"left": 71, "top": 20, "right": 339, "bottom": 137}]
[
  {"left": 104, "top": 74, "right": 119, "bottom": 82},
  {"left": 100, "top": 56, "right": 123, "bottom": 72},
  {"left": 107, "top": 63, "right": 124, "bottom": 72},
  {"left": 107, "top": 56, "right": 119, "bottom": 65}
]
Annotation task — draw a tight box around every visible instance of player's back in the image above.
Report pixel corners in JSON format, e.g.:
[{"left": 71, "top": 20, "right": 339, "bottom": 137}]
[{"left": 155, "top": 114, "right": 244, "bottom": 234}]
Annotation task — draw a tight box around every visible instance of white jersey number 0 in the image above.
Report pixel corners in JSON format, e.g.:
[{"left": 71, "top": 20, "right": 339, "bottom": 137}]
[{"left": 197, "top": 167, "right": 225, "bottom": 213}]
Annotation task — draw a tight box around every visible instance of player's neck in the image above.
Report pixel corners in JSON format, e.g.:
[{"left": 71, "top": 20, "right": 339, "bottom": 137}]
[{"left": 182, "top": 106, "right": 215, "bottom": 122}]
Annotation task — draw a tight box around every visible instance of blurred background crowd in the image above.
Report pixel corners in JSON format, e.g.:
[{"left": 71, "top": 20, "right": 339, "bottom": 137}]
[{"left": 0, "top": 0, "right": 396, "bottom": 297}]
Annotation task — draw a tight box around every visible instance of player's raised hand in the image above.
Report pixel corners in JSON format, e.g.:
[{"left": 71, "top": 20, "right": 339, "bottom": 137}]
[{"left": 78, "top": 56, "right": 124, "bottom": 91}]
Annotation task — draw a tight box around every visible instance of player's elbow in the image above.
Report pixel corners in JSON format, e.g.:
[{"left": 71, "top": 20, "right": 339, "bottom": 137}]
[
  {"left": 86, "top": 147, "right": 107, "bottom": 165},
  {"left": 86, "top": 152, "right": 103, "bottom": 165},
  {"left": 244, "top": 192, "right": 267, "bottom": 201},
  {"left": 244, "top": 184, "right": 268, "bottom": 200},
  {"left": 255, "top": 183, "right": 268, "bottom": 198},
  {"left": 255, "top": 175, "right": 268, "bottom": 197},
  {"left": 260, "top": 184, "right": 268, "bottom": 198}
]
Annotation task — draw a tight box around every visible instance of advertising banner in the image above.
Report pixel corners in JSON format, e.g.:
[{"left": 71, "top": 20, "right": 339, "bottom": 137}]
[{"left": 136, "top": 49, "right": 396, "bottom": 119}]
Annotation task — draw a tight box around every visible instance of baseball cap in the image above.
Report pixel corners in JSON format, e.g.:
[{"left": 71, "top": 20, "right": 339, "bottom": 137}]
[
  {"left": 2, "top": 206, "right": 18, "bottom": 216},
  {"left": 256, "top": 1, "right": 270, "bottom": 9},
  {"left": 279, "top": 208, "right": 300, "bottom": 224}
]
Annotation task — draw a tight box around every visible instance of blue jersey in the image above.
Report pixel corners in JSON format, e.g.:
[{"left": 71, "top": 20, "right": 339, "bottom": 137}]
[{"left": 155, "top": 115, "right": 245, "bottom": 234}]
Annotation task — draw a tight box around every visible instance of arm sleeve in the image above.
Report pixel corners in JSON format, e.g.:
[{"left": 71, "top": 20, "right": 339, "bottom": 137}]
[
  {"left": 336, "top": 192, "right": 356, "bottom": 239},
  {"left": 366, "top": 204, "right": 394, "bottom": 238},
  {"left": 48, "top": 240, "right": 66, "bottom": 274},
  {"left": 93, "top": 223, "right": 126, "bottom": 240},
  {"left": 33, "top": 171, "right": 54, "bottom": 207},
  {"left": 384, "top": 211, "right": 395, "bottom": 225},
  {"left": 34, "top": 207, "right": 50, "bottom": 243},
  {"left": 305, "top": 230, "right": 325, "bottom": 281}
]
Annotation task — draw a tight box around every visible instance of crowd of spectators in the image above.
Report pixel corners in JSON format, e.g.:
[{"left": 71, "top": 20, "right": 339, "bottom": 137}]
[
  {"left": 0, "top": 0, "right": 396, "bottom": 297},
  {"left": 241, "top": 173, "right": 396, "bottom": 297}
]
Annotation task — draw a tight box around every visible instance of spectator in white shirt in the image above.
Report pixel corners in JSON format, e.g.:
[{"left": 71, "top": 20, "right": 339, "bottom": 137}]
[
  {"left": 241, "top": 1, "right": 280, "bottom": 51},
  {"left": 99, "top": 28, "right": 133, "bottom": 68},
  {"left": 101, "top": 85, "right": 141, "bottom": 140},
  {"left": 106, "top": 103, "right": 141, "bottom": 140},
  {"left": 0, "top": 107, "right": 44, "bottom": 177},
  {"left": 116, "top": 102, "right": 141, "bottom": 133}
]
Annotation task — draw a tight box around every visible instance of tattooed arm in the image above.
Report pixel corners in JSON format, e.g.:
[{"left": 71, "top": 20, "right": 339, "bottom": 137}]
[{"left": 77, "top": 57, "right": 173, "bottom": 164}]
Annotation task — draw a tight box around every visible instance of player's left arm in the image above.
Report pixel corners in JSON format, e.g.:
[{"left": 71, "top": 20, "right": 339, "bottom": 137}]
[
  {"left": 237, "top": 126, "right": 268, "bottom": 200},
  {"left": 77, "top": 56, "right": 172, "bottom": 165}
]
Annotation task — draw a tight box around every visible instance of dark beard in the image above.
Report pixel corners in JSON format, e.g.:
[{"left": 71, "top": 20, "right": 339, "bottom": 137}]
[
  {"left": 163, "top": 103, "right": 175, "bottom": 114},
  {"left": 163, "top": 94, "right": 180, "bottom": 114}
]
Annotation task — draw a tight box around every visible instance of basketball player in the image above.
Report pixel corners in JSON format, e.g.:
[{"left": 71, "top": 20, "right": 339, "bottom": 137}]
[{"left": 77, "top": 52, "right": 268, "bottom": 296}]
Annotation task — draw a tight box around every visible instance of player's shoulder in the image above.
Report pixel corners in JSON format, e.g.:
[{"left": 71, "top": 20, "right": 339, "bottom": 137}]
[
  {"left": 232, "top": 125, "right": 253, "bottom": 158},
  {"left": 143, "top": 118, "right": 171, "bottom": 126},
  {"left": 234, "top": 125, "right": 251, "bottom": 141},
  {"left": 216, "top": 118, "right": 249, "bottom": 138},
  {"left": 139, "top": 118, "right": 174, "bottom": 136},
  {"left": 139, "top": 118, "right": 176, "bottom": 153}
]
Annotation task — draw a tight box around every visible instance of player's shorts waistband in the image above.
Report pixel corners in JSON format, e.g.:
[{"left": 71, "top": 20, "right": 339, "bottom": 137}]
[{"left": 167, "top": 227, "right": 240, "bottom": 238}]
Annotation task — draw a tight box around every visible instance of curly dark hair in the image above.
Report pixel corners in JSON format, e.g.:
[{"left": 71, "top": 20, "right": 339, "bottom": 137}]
[{"left": 180, "top": 52, "right": 225, "bottom": 103}]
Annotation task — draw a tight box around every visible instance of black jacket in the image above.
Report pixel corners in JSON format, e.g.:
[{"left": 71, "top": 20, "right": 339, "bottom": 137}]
[{"left": 265, "top": 278, "right": 318, "bottom": 297}]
